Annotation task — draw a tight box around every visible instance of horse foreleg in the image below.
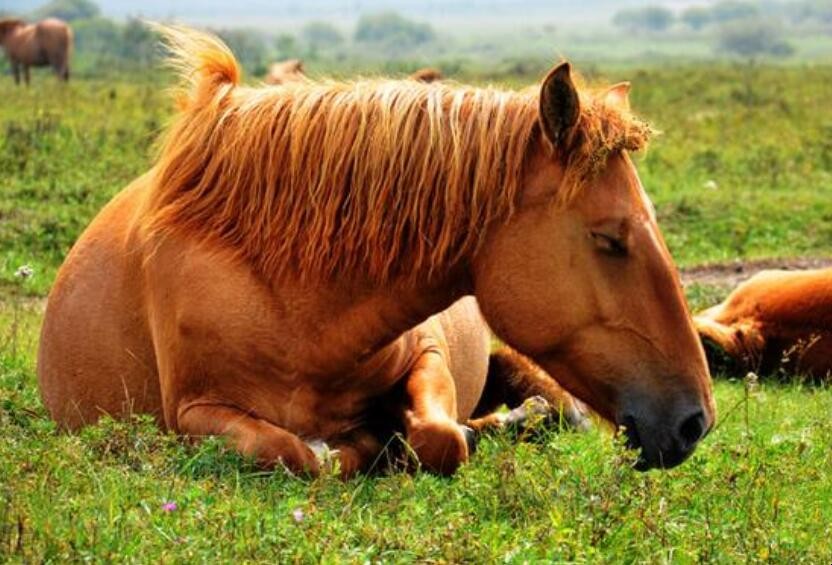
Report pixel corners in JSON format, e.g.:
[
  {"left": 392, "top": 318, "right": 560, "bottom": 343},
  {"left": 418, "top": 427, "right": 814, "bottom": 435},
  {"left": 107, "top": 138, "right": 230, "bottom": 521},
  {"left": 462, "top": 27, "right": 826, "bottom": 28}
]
[
  {"left": 11, "top": 63, "right": 20, "bottom": 85},
  {"left": 467, "top": 347, "right": 590, "bottom": 433},
  {"left": 176, "top": 402, "right": 320, "bottom": 475},
  {"left": 397, "top": 349, "right": 474, "bottom": 475},
  {"left": 23, "top": 65, "right": 30, "bottom": 86}
]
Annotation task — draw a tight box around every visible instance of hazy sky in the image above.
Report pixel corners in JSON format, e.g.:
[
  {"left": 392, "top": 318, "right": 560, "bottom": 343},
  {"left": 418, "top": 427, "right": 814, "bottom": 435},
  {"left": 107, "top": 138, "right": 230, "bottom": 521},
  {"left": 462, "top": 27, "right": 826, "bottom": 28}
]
[{"left": 6, "top": 0, "right": 723, "bottom": 30}]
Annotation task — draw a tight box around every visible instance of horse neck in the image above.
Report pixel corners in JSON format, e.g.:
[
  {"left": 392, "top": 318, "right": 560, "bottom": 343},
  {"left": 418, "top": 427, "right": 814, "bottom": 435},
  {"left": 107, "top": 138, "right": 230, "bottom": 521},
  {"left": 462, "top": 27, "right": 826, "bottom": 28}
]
[{"left": 293, "top": 266, "right": 474, "bottom": 365}]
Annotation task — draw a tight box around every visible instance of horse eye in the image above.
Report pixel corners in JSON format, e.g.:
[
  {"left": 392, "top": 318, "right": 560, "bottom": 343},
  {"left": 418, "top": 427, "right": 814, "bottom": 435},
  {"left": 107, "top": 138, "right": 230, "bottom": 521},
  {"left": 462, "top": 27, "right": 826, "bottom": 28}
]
[{"left": 591, "top": 232, "right": 628, "bottom": 257}]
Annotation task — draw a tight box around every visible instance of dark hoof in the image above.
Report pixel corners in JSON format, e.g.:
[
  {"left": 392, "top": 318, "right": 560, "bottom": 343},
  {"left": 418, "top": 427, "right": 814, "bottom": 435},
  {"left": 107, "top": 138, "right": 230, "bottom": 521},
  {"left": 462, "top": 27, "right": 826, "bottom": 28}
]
[{"left": 461, "top": 425, "right": 477, "bottom": 456}]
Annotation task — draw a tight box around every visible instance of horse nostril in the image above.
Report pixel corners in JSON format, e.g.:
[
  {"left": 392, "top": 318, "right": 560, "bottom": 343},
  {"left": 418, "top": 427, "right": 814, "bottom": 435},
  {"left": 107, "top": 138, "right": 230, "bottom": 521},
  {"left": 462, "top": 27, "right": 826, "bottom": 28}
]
[{"left": 677, "top": 410, "right": 706, "bottom": 448}]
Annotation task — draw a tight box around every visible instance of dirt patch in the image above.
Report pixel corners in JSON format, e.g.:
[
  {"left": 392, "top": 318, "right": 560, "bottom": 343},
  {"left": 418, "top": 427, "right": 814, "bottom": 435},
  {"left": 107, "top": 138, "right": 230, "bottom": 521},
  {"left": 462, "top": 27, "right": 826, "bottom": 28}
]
[{"left": 681, "top": 256, "right": 832, "bottom": 289}]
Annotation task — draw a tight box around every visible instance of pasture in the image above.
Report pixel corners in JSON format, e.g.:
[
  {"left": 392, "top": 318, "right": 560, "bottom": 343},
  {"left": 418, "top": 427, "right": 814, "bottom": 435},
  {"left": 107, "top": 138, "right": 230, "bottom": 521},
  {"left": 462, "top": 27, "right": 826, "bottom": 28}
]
[{"left": 1, "top": 64, "right": 831, "bottom": 561}]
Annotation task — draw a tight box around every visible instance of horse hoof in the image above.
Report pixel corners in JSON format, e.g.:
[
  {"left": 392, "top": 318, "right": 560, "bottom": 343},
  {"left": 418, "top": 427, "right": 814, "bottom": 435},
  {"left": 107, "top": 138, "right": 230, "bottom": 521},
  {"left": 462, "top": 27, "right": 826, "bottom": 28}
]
[{"left": 461, "top": 425, "right": 477, "bottom": 456}]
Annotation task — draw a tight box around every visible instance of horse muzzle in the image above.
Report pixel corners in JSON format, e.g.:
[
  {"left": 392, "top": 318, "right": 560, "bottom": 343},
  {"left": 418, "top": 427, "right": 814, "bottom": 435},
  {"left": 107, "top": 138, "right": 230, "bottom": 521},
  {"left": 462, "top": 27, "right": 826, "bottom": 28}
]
[{"left": 618, "top": 396, "right": 713, "bottom": 471}]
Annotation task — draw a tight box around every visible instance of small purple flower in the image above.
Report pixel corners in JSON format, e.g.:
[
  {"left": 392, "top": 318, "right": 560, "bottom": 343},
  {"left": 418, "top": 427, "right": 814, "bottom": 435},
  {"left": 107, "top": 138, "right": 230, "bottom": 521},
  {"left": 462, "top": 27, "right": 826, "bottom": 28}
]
[
  {"left": 291, "top": 508, "right": 304, "bottom": 523},
  {"left": 162, "top": 501, "right": 178, "bottom": 512}
]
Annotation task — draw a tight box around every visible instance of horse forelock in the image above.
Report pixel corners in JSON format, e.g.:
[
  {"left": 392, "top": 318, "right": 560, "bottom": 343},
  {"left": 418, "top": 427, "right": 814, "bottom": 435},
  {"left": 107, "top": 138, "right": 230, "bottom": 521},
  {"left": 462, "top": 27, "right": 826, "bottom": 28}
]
[{"left": 143, "top": 28, "right": 650, "bottom": 285}]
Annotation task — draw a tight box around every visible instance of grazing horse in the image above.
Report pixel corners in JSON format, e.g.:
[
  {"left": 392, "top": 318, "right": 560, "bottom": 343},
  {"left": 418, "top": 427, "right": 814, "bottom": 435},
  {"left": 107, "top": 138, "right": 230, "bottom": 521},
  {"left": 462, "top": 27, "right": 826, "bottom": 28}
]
[
  {"left": 38, "top": 26, "right": 714, "bottom": 476},
  {"left": 695, "top": 268, "right": 832, "bottom": 379},
  {"left": 0, "top": 18, "right": 72, "bottom": 84},
  {"left": 410, "top": 67, "right": 443, "bottom": 83},
  {"left": 264, "top": 58, "right": 306, "bottom": 85}
]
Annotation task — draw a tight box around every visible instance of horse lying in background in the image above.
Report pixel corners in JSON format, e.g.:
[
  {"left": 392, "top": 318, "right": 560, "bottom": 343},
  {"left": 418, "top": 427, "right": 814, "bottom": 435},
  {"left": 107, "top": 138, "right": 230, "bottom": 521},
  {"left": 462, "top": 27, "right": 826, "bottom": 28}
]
[
  {"left": 264, "top": 58, "right": 306, "bottom": 85},
  {"left": 38, "top": 25, "right": 714, "bottom": 479},
  {"left": 410, "top": 67, "right": 443, "bottom": 83},
  {"left": 695, "top": 268, "right": 832, "bottom": 379},
  {"left": 0, "top": 17, "right": 72, "bottom": 84}
]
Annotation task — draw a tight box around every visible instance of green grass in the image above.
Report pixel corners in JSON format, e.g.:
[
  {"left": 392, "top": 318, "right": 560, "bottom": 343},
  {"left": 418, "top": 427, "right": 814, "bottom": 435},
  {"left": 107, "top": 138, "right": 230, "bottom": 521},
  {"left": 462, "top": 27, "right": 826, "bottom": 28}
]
[
  {"left": 1, "top": 64, "right": 832, "bottom": 561},
  {"left": 2, "top": 302, "right": 831, "bottom": 561}
]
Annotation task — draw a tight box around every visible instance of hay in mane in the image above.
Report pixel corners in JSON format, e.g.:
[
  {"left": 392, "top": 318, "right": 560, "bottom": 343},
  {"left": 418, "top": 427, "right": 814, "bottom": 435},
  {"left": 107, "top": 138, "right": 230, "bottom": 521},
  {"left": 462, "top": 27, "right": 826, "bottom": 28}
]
[{"left": 143, "top": 26, "right": 652, "bottom": 284}]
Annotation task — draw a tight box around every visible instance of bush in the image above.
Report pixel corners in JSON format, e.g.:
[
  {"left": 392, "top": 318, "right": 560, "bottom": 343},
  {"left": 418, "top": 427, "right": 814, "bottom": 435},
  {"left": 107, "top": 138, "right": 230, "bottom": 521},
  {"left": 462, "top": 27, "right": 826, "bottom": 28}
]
[{"left": 717, "top": 19, "right": 795, "bottom": 58}]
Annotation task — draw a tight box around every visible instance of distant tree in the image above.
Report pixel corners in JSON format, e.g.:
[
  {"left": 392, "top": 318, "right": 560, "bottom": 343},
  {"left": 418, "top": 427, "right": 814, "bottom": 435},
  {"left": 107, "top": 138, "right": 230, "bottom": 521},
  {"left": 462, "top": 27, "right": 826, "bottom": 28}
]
[
  {"left": 73, "top": 17, "right": 120, "bottom": 54},
  {"left": 717, "top": 19, "right": 795, "bottom": 58},
  {"left": 33, "top": 0, "right": 100, "bottom": 21},
  {"left": 121, "top": 18, "right": 157, "bottom": 65},
  {"left": 709, "top": 1, "right": 759, "bottom": 23},
  {"left": 301, "top": 21, "right": 343, "bottom": 50},
  {"left": 354, "top": 12, "right": 435, "bottom": 48},
  {"left": 612, "top": 6, "right": 675, "bottom": 33},
  {"left": 681, "top": 7, "right": 711, "bottom": 30},
  {"left": 274, "top": 33, "right": 299, "bottom": 59}
]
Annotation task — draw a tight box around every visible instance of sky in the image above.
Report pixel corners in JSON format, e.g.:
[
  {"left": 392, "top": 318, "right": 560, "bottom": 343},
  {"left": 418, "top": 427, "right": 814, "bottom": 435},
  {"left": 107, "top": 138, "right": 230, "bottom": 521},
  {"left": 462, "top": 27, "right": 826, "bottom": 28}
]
[{"left": 5, "top": 0, "right": 724, "bottom": 30}]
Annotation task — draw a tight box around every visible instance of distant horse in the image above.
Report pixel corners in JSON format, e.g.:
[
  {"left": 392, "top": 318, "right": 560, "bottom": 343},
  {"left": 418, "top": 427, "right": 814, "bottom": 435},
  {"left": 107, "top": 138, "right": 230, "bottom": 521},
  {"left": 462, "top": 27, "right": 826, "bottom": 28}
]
[
  {"left": 0, "top": 18, "right": 72, "bottom": 84},
  {"left": 38, "top": 26, "right": 714, "bottom": 477},
  {"left": 264, "top": 58, "right": 306, "bottom": 85},
  {"left": 410, "top": 67, "right": 443, "bottom": 83},
  {"left": 695, "top": 268, "right": 832, "bottom": 380}
]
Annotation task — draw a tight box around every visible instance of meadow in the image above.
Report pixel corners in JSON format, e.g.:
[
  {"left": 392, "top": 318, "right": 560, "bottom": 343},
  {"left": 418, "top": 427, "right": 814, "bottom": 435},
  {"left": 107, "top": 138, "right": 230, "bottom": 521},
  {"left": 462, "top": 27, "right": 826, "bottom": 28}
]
[{"left": 1, "top": 62, "right": 831, "bottom": 561}]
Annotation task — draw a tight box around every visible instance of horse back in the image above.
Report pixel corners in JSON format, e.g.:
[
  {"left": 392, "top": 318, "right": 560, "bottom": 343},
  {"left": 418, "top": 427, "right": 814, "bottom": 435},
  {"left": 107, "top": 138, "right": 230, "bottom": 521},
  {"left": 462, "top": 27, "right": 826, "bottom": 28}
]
[{"left": 35, "top": 19, "right": 71, "bottom": 66}]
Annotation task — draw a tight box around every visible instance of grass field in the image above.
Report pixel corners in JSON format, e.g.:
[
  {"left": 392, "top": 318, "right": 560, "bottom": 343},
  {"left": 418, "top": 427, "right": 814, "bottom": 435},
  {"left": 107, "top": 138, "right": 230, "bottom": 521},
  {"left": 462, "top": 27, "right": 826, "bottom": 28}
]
[{"left": 1, "top": 63, "right": 831, "bottom": 561}]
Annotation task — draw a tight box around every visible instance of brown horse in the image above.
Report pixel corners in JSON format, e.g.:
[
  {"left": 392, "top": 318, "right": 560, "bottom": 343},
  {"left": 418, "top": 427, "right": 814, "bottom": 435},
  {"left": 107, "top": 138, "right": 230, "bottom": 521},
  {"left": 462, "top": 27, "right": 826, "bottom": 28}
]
[
  {"left": 695, "top": 268, "right": 832, "bottom": 379},
  {"left": 38, "top": 26, "right": 714, "bottom": 476},
  {"left": 0, "top": 18, "right": 72, "bottom": 84},
  {"left": 264, "top": 58, "right": 306, "bottom": 85},
  {"left": 410, "top": 67, "right": 443, "bottom": 83}
]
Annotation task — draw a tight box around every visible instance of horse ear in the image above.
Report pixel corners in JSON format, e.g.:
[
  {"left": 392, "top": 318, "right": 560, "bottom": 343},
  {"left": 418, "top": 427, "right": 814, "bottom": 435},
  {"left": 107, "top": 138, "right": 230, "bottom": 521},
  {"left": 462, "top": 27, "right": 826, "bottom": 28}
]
[
  {"left": 604, "top": 82, "right": 631, "bottom": 110},
  {"left": 539, "top": 61, "right": 580, "bottom": 147}
]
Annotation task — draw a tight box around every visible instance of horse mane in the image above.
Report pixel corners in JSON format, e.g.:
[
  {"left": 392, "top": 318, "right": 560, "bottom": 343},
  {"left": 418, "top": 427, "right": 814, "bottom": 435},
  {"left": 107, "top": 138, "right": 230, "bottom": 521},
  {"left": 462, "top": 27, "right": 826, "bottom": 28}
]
[{"left": 143, "top": 26, "right": 651, "bottom": 284}]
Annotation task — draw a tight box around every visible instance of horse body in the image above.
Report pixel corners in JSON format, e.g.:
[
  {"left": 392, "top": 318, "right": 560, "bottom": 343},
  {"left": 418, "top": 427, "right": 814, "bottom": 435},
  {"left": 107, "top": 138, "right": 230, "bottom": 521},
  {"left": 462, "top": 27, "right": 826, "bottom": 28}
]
[
  {"left": 39, "top": 173, "right": 493, "bottom": 473},
  {"left": 409, "top": 67, "right": 443, "bottom": 83},
  {"left": 0, "top": 18, "right": 72, "bottom": 84},
  {"left": 264, "top": 59, "right": 306, "bottom": 85},
  {"left": 695, "top": 268, "right": 832, "bottom": 378},
  {"left": 39, "top": 26, "right": 714, "bottom": 475}
]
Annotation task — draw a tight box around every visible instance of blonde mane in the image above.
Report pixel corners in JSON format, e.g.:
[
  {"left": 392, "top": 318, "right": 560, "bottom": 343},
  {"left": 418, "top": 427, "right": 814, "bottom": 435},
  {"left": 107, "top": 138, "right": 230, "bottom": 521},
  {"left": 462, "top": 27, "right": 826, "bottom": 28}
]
[{"left": 144, "top": 26, "right": 651, "bottom": 284}]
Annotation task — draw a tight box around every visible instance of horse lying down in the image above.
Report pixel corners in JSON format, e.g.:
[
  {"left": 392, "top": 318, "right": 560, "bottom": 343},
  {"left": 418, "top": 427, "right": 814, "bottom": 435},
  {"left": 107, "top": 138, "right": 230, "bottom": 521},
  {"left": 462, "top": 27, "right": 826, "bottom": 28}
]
[
  {"left": 38, "top": 26, "right": 714, "bottom": 479},
  {"left": 695, "top": 268, "right": 832, "bottom": 379}
]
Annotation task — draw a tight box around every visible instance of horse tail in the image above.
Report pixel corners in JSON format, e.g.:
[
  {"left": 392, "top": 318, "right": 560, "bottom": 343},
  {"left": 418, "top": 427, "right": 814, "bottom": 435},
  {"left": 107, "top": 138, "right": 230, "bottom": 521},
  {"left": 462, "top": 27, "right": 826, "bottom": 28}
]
[{"left": 151, "top": 23, "right": 240, "bottom": 110}]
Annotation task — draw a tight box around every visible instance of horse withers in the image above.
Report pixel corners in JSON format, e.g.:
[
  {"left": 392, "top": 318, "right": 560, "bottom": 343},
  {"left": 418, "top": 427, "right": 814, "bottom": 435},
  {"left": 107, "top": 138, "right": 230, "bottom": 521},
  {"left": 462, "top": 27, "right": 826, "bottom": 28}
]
[
  {"left": 0, "top": 18, "right": 72, "bottom": 84},
  {"left": 38, "top": 26, "right": 714, "bottom": 476},
  {"left": 695, "top": 268, "right": 832, "bottom": 379}
]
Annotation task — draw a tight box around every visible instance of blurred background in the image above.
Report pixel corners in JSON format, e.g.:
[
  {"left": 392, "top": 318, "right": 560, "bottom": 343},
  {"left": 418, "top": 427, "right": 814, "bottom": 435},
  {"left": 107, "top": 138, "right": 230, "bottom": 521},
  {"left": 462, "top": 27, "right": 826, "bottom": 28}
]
[{"left": 2, "top": 0, "right": 831, "bottom": 78}]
